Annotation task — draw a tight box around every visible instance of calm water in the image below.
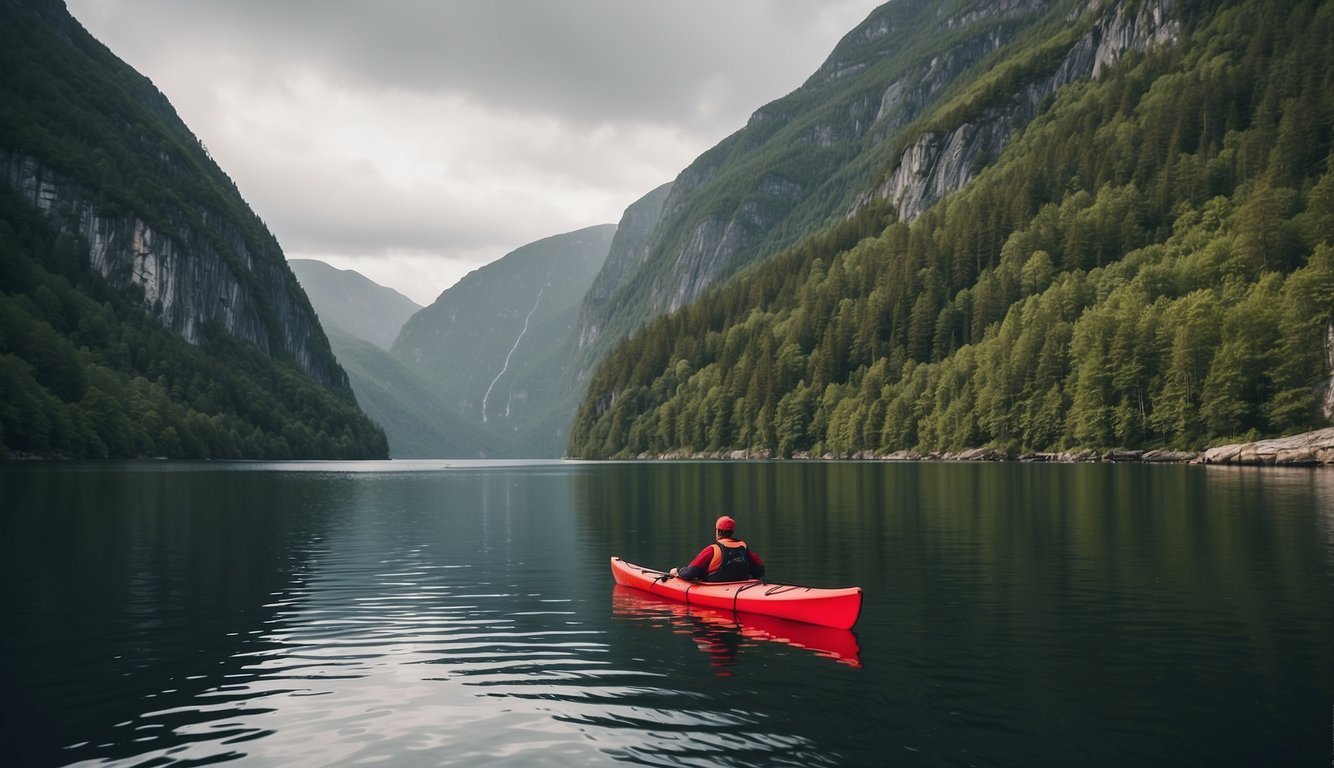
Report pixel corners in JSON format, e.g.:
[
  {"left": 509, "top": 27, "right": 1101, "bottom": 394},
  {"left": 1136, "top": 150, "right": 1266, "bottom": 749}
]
[{"left": 1, "top": 460, "right": 1331, "bottom": 767}]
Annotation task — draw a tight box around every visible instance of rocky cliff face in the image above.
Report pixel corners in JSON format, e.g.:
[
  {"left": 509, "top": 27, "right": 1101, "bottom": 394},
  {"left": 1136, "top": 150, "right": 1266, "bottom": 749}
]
[
  {"left": 1, "top": 151, "right": 348, "bottom": 390},
  {"left": 576, "top": 0, "right": 1185, "bottom": 375},
  {"left": 573, "top": 0, "right": 1063, "bottom": 366},
  {"left": 577, "top": 182, "right": 672, "bottom": 351},
  {"left": 871, "top": 0, "right": 1181, "bottom": 221}
]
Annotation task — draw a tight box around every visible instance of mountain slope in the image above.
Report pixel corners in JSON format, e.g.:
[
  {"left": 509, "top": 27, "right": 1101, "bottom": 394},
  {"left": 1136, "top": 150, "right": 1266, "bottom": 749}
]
[
  {"left": 0, "top": 0, "right": 386, "bottom": 458},
  {"left": 393, "top": 224, "right": 614, "bottom": 456},
  {"left": 576, "top": 1, "right": 1056, "bottom": 356},
  {"left": 571, "top": 0, "right": 1186, "bottom": 420},
  {"left": 325, "top": 328, "right": 513, "bottom": 458},
  {"left": 575, "top": 182, "right": 673, "bottom": 353},
  {"left": 569, "top": 0, "right": 1334, "bottom": 459},
  {"left": 289, "top": 259, "right": 421, "bottom": 350}
]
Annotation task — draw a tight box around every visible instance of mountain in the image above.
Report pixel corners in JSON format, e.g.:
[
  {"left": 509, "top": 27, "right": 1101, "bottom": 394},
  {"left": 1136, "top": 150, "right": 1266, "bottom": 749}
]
[
  {"left": 570, "top": 0, "right": 1183, "bottom": 410},
  {"left": 288, "top": 259, "right": 421, "bottom": 350},
  {"left": 324, "top": 328, "right": 514, "bottom": 458},
  {"left": 284, "top": 261, "right": 506, "bottom": 457},
  {"left": 576, "top": 0, "right": 1054, "bottom": 358},
  {"left": 568, "top": 0, "right": 1334, "bottom": 458},
  {"left": 575, "top": 182, "right": 673, "bottom": 354},
  {"left": 393, "top": 224, "right": 615, "bottom": 456},
  {"left": 0, "top": 0, "right": 386, "bottom": 459}
]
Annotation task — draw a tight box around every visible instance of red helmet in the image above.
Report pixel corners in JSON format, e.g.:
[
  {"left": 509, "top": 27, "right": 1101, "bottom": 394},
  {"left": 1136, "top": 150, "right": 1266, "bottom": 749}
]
[{"left": 715, "top": 515, "right": 736, "bottom": 532}]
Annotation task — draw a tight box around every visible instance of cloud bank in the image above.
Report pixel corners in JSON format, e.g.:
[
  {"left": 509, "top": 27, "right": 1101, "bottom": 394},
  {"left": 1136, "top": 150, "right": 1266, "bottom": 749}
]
[{"left": 65, "top": 0, "right": 884, "bottom": 304}]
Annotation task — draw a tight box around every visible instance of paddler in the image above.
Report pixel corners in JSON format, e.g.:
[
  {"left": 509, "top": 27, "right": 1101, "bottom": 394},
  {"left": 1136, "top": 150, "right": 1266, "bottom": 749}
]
[{"left": 668, "top": 515, "right": 766, "bottom": 582}]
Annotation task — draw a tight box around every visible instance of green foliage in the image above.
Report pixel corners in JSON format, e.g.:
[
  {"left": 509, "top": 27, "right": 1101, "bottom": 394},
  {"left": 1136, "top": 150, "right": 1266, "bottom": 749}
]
[
  {"left": 0, "top": 217, "right": 388, "bottom": 459},
  {"left": 390, "top": 225, "right": 616, "bottom": 457},
  {"left": 570, "top": 0, "right": 1334, "bottom": 459},
  {"left": 579, "top": 0, "right": 1071, "bottom": 356},
  {"left": 0, "top": 2, "right": 386, "bottom": 459},
  {"left": 324, "top": 328, "right": 513, "bottom": 458}
]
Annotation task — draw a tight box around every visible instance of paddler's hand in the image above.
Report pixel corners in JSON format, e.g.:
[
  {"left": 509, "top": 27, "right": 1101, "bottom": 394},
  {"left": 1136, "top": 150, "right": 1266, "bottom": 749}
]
[{"left": 666, "top": 567, "right": 679, "bottom": 580}]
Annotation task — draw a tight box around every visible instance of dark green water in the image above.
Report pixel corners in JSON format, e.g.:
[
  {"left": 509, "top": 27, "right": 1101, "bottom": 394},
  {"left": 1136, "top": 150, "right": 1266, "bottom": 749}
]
[{"left": 1, "top": 460, "right": 1330, "bottom": 766}]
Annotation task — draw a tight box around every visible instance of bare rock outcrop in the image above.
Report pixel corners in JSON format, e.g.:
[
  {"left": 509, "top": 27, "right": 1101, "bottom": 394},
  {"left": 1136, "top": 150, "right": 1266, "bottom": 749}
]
[
  {"left": 871, "top": 0, "right": 1181, "bottom": 222},
  {"left": 1, "top": 152, "right": 347, "bottom": 390},
  {"left": 1200, "top": 428, "right": 1334, "bottom": 467}
]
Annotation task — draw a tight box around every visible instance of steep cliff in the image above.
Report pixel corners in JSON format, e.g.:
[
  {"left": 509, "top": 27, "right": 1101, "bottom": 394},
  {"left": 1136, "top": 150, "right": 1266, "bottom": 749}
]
[
  {"left": 575, "top": 0, "right": 1184, "bottom": 374},
  {"left": 1, "top": 153, "right": 348, "bottom": 389},
  {"left": 0, "top": 0, "right": 385, "bottom": 458},
  {"left": 870, "top": 0, "right": 1181, "bottom": 221},
  {"left": 567, "top": 0, "right": 1334, "bottom": 460},
  {"left": 0, "top": 0, "right": 347, "bottom": 391},
  {"left": 576, "top": 182, "right": 672, "bottom": 352}
]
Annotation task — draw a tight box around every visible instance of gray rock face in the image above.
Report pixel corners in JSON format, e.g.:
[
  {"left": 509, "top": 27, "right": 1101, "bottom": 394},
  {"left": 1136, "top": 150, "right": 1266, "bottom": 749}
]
[
  {"left": 1323, "top": 322, "right": 1334, "bottom": 421},
  {"left": 874, "top": 0, "right": 1181, "bottom": 222},
  {"left": 577, "top": 0, "right": 1180, "bottom": 380},
  {"left": 1201, "top": 427, "right": 1334, "bottom": 466},
  {"left": 577, "top": 182, "right": 672, "bottom": 351},
  {"left": 2, "top": 151, "right": 347, "bottom": 390}
]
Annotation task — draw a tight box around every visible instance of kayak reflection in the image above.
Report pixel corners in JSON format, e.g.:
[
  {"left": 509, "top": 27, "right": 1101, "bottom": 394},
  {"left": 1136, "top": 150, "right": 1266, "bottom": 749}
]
[{"left": 611, "top": 585, "right": 862, "bottom": 670}]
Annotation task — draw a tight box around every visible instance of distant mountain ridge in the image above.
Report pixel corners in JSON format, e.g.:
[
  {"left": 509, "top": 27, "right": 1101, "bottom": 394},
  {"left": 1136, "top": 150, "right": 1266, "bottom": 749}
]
[
  {"left": 323, "top": 327, "right": 513, "bottom": 458},
  {"left": 393, "top": 224, "right": 614, "bottom": 456},
  {"left": 288, "top": 259, "right": 421, "bottom": 350},
  {"left": 290, "top": 224, "right": 622, "bottom": 458}
]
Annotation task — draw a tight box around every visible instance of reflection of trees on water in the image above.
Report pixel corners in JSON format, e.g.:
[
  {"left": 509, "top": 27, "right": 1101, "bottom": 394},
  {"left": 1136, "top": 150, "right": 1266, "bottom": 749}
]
[{"left": 1, "top": 467, "right": 340, "bottom": 766}]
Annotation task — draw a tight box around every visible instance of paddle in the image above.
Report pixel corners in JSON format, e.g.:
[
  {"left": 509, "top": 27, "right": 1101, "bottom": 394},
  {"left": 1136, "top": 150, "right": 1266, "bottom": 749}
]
[{"left": 632, "top": 561, "right": 671, "bottom": 582}]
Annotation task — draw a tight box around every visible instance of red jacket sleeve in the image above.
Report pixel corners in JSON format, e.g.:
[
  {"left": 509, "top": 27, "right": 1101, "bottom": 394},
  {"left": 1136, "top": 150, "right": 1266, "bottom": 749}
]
[{"left": 677, "top": 545, "right": 717, "bottom": 580}]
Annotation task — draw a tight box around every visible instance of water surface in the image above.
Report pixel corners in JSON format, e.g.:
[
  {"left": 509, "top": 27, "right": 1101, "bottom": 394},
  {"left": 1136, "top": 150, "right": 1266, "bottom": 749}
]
[{"left": 2, "top": 460, "right": 1331, "bottom": 766}]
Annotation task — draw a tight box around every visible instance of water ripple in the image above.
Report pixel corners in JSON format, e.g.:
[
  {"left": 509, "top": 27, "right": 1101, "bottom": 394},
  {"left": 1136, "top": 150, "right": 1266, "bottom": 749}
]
[
  {"left": 12, "top": 462, "right": 1326, "bottom": 767},
  {"left": 51, "top": 549, "right": 839, "bottom": 767}
]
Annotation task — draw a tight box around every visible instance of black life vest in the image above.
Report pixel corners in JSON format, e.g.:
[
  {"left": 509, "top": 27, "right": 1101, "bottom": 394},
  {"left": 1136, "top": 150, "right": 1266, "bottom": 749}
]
[{"left": 707, "top": 539, "right": 752, "bottom": 582}]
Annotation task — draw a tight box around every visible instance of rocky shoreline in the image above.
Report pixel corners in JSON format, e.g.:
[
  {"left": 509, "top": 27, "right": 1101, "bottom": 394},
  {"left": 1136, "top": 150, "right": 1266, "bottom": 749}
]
[{"left": 638, "top": 427, "right": 1334, "bottom": 467}]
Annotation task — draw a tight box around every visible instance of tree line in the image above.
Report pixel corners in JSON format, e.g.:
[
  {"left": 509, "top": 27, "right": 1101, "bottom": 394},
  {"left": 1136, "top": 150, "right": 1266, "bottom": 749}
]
[
  {"left": 0, "top": 187, "right": 387, "bottom": 460},
  {"left": 569, "top": 0, "right": 1334, "bottom": 459},
  {"left": 0, "top": 1, "right": 387, "bottom": 459}
]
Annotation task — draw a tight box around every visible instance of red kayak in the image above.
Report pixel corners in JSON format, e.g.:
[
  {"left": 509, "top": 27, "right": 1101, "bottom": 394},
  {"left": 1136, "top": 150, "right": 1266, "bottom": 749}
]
[
  {"left": 612, "top": 585, "right": 862, "bottom": 667},
  {"left": 610, "top": 556, "right": 863, "bottom": 630}
]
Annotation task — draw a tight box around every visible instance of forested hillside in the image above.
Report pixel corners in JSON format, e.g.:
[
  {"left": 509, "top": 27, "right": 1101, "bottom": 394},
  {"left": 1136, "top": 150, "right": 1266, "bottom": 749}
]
[
  {"left": 569, "top": 0, "right": 1334, "bottom": 459},
  {"left": 571, "top": 0, "right": 1181, "bottom": 389},
  {"left": 0, "top": 0, "right": 387, "bottom": 459},
  {"left": 394, "top": 225, "right": 614, "bottom": 457},
  {"left": 322, "top": 328, "right": 514, "bottom": 458}
]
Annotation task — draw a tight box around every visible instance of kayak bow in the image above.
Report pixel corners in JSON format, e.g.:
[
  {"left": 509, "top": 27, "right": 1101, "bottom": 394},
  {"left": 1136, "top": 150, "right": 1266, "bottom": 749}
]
[{"left": 610, "top": 556, "right": 862, "bottom": 630}]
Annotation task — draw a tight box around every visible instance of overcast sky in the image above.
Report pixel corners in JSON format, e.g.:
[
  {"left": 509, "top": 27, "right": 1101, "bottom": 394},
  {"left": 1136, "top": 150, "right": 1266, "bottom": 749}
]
[{"left": 64, "top": 1, "right": 885, "bottom": 305}]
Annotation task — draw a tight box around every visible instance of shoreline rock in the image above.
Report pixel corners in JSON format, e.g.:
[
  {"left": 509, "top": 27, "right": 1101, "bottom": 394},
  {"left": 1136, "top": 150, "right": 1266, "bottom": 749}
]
[
  {"left": 1198, "top": 427, "right": 1334, "bottom": 466},
  {"left": 627, "top": 427, "right": 1334, "bottom": 467}
]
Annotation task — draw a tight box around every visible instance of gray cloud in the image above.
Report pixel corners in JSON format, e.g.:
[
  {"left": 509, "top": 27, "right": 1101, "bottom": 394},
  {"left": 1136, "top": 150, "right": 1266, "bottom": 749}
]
[{"left": 64, "top": 0, "right": 884, "bottom": 303}]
